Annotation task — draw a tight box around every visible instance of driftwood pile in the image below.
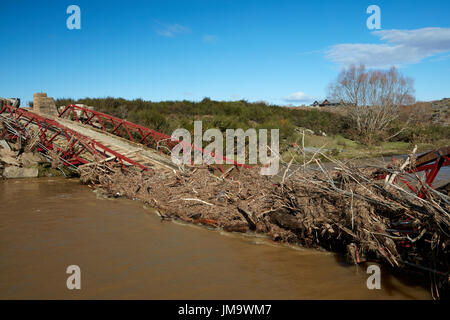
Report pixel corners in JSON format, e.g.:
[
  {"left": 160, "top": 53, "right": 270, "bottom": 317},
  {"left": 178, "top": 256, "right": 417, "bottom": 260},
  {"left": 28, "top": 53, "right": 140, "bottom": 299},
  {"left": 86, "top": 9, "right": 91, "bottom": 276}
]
[{"left": 79, "top": 151, "right": 449, "bottom": 299}]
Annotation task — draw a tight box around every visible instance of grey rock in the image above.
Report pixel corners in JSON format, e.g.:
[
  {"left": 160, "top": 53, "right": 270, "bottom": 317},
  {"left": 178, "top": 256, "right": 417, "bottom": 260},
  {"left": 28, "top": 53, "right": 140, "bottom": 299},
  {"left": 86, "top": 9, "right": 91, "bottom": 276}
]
[
  {"left": 19, "top": 152, "right": 42, "bottom": 168},
  {"left": 3, "top": 166, "right": 38, "bottom": 179}
]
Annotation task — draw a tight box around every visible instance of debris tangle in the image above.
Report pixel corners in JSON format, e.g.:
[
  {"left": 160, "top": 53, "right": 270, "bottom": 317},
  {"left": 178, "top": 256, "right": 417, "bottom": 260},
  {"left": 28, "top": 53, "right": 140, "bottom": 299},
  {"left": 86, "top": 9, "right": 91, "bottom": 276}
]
[{"left": 80, "top": 148, "right": 449, "bottom": 299}]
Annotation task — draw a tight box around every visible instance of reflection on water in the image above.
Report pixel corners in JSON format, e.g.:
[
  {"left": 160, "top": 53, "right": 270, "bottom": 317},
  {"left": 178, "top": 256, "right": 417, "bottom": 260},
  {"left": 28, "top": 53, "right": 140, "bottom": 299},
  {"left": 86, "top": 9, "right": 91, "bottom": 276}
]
[{"left": 0, "top": 178, "right": 431, "bottom": 299}]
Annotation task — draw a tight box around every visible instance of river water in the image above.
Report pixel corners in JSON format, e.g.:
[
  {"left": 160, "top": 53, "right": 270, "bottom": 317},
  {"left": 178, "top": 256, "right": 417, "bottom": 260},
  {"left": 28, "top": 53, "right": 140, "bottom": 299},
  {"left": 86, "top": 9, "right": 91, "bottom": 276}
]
[{"left": 0, "top": 178, "right": 433, "bottom": 299}]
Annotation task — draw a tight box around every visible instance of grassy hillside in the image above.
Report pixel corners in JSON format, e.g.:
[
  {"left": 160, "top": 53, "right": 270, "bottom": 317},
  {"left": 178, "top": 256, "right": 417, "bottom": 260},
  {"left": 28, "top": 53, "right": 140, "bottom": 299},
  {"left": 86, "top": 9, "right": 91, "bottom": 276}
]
[
  {"left": 55, "top": 97, "right": 349, "bottom": 144},
  {"left": 55, "top": 97, "right": 450, "bottom": 160}
]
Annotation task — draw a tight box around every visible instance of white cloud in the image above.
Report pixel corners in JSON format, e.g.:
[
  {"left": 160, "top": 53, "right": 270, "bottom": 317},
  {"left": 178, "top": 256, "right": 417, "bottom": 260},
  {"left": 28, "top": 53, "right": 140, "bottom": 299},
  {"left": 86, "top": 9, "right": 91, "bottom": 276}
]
[
  {"left": 203, "top": 34, "right": 218, "bottom": 44},
  {"left": 283, "top": 91, "right": 313, "bottom": 103},
  {"left": 326, "top": 27, "right": 450, "bottom": 68},
  {"left": 374, "top": 28, "right": 450, "bottom": 51},
  {"left": 155, "top": 23, "right": 190, "bottom": 37}
]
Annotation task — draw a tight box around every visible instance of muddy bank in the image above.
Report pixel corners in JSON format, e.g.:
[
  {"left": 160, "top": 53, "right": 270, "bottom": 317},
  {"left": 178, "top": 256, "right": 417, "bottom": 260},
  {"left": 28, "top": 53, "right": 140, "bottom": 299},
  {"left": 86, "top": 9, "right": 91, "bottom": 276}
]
[{"left": 81, "top": 157, "right": 449, "bottom": 298}]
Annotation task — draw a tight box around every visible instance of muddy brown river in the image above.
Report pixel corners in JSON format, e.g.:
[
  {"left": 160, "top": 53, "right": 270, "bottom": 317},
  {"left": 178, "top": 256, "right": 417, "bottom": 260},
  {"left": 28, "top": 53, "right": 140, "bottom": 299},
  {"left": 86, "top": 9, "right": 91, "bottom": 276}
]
[{"left": 0, "top": 178, "right": 433, "bottom": 299}]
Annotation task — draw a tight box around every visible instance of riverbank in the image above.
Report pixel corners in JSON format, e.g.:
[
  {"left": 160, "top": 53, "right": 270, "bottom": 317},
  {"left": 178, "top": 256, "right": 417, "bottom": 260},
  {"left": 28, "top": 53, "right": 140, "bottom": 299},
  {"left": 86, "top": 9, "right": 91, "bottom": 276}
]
[{"left": 280, "top": 130, "right": 449, "bottom": 163}]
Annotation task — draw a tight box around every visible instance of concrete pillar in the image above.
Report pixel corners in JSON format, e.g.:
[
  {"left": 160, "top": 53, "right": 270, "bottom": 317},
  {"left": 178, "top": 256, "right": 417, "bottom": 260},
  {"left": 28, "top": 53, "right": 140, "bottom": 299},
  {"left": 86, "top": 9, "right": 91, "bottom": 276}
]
[{"left": 33, "top": 93, "right": 58, "bottom": 116}]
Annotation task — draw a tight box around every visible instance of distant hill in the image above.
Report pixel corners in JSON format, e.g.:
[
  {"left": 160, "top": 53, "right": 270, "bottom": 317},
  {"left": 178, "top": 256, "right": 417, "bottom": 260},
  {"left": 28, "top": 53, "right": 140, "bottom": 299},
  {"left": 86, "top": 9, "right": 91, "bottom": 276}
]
[
  {"left": 54, "top": 97, "right": 349, "bottom": 146},
  {"left": 54, "top": 96, "right": 449, "bottom": 148},
  {"left": 431, "top": 98, "right": 450, "bottom": 126},
  {"left": 399, "top": 98, "right": 449, "bottom": 126},
  {"left": 431, "top": 98, "right": 450, "bottom": 109}
]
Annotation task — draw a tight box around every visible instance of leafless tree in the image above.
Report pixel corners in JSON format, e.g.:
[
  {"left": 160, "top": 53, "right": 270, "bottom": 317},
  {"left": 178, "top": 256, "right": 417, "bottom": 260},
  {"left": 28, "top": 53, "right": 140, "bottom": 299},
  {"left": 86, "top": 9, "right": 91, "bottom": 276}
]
[{"left": 328, "top": 64, "right": 415, "bottom": 141}]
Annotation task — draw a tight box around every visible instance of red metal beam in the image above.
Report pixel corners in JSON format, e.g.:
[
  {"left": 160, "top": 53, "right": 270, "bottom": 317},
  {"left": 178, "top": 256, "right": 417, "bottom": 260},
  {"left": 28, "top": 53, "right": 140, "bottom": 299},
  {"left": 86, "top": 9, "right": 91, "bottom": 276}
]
[{"left": 374, "top": 151, "right": 450, "bottom": 197}]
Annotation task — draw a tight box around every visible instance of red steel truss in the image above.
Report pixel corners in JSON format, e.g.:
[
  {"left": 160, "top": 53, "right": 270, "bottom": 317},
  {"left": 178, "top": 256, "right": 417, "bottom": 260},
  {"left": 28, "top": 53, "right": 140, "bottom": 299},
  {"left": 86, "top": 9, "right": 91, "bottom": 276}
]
[
  {"left": 58, "top": 104, "right": 248, "bottom": 171},
  {"left": 375, "top": 146, "right": 450, "bottom": 198},
  {"left": 0, "top": 105, "right": 148, "bottom": 170}
]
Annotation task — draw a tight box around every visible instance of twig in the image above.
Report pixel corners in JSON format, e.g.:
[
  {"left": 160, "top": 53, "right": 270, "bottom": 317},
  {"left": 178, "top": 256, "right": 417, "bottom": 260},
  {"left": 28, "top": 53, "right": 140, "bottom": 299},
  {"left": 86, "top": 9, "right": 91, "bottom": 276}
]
[{"left": 179, "top": 198, "right": 214, "bottom": 206}]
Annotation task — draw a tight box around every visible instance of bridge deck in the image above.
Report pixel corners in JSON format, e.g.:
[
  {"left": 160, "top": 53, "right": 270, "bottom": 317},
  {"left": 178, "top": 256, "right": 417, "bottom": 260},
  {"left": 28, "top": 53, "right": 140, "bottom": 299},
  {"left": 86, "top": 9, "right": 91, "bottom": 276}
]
[{"left": 52, "top": 113, "right": 177, "bottom": 171}]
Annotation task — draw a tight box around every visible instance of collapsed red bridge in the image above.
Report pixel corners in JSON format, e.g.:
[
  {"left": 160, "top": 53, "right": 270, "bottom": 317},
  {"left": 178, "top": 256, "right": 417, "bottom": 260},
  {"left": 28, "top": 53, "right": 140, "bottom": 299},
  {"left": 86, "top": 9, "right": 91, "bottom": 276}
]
[{"left": 0, "top": 104, "right": 248, "bottom": 173}]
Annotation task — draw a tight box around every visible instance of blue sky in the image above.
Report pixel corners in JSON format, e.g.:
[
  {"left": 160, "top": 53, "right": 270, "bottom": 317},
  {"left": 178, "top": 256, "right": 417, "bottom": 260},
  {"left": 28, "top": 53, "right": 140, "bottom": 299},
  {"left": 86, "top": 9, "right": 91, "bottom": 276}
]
[{"left": 1, "top": 0, "right": 449, "bottom": 106}]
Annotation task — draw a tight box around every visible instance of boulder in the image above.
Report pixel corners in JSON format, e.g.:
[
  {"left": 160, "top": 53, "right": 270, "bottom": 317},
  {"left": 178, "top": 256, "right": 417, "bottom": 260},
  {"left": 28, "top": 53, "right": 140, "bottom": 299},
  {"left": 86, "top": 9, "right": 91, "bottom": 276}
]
[
  {"left": 3, "top": 166, "right": 38, "bottom": 179},
  {"left": 19, "top": 152, "right": 42, "bottom": 168},
  {"left": 0, "top": 148, "right": 19, "bottom": 166},
  {"left": 0, "top": 148, "right": 16, "bottom": 157},
  {"left": 294, "top": 127, "right": 315, "bottom": 135}
]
